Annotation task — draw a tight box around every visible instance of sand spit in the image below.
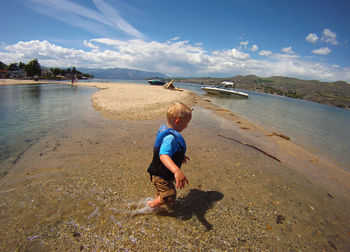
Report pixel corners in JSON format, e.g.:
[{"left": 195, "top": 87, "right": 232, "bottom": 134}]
[{"left": 78, "top": 82, "right": 193, "bottom": 120}]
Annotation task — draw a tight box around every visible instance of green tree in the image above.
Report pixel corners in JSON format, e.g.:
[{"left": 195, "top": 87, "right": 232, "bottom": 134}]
[
  {"left": 52, "top": 68, "right": 62, "bottom": 76},
  {"left": 18, "top": 62, "right": 25, "bottom": 69},
  {"left": 25, "top": 59, "right": 41, "bottom": 77},
  {"left": 9, "top": 63, "right": 19, "bottom": 71},
  {"left": 0, "top": 61, "right": 7, "bottom": 70}
]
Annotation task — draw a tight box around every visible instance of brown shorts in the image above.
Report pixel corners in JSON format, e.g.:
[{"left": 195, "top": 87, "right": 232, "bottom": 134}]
[{"left": 151, "top": 175, "right": 176, "bottom": 205}]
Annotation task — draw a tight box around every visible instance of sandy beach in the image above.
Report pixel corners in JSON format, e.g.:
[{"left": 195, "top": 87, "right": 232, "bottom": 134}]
[
  {"left": 79, "top": 82, "right": 194, "bottom": 120},
  {"left": 0, "top": 80, "right": 349, "bottom": 250}
]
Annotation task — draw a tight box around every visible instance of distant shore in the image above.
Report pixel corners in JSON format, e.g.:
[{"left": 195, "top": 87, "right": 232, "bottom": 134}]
[{"left": 172, "top": 76, "right": 350, "bottom": 110}]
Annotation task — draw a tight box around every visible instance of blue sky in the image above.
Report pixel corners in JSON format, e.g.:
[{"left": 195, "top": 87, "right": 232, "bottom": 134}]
[{"left": 1, "top": 0, "right": 349, "bottom": 81}]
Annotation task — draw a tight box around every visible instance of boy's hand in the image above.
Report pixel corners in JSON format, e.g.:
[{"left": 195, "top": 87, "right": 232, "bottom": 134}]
[
  {"left": 175, "top": 170, "right": 188, "bottom": 189},
  {"left": 183, "top": 155, "right": 190, "bottom": 164},
  {"left": 159, "top": 154, "right": 189, "bottom": 189}
]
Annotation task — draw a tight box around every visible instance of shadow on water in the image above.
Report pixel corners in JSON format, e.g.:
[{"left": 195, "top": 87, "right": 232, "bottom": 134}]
[{"left": 164, "top": 189, "right": 224, "bottom": 231}]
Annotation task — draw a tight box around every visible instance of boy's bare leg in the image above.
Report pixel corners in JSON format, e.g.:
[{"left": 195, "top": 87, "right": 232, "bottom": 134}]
[{"left": 147, "top": 196, "right": 163, "bottom": 208}]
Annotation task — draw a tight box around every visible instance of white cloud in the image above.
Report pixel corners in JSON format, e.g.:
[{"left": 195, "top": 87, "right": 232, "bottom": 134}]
[
  {"left": 239, "top": 41, "right": 249, "bottom": 49},
  {"left": 271, "top": 53, "right": 299, "bottom": 60},
  {"left": 213, "top": 48, "right": 250, "bottom": 60},
  {"left": 92, "top": 0, "right": 143, "bottom": 38},
  {"left": 84, "top": 40, "right": 99, "bottom": 50},
  {"left": 312, "top": 47, "right": 331, "bottom": 55},
  {"left": 251, "top": 44, "right": 258, "bottom": 52},
  {"left": 27, "top": 0, "right": 143, "bottom": 38},
  {"left": 1, "top": 39, "right": 349, "bottom": 82},
  {"left": 259, "top": 50, "right": 272, "bottom": 56},
  {"left": 281, "top": 46, "right": 294, "bottom": 54},
  {"left": 305, "top": 33, "right": 318, "bottom": 44},
  {"left": 321, "top": 29, "right": 338, "bottom": 45}
]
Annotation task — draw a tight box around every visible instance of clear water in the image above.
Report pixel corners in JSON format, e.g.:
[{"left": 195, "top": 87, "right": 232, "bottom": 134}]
[
  {"left": 175, "top": 82, "right": 350, "bottom": 170},
  {"left": 1, "top": 81, "right": 349, "bottom": 171},
  {"left": 0, "top": 84, "right": 99, "bottom": 168}
]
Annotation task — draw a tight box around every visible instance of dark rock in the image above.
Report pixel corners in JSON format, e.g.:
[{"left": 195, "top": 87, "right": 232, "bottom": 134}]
[{"left": 276, "top": 214, "right": 285, "bottom": 224}]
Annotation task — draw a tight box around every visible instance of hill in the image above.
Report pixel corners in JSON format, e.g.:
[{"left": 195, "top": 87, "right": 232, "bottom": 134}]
[
  {"left": 172, "top": 75, "right": 350, "bottom": 109},
  {"left": 78, "top": 67, "right": 167, "bottom": 80}
]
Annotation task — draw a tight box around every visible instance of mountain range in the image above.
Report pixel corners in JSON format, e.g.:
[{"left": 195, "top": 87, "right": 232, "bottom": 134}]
[{"left": 78, "top": 67, "right": 167, "bottom": 80}]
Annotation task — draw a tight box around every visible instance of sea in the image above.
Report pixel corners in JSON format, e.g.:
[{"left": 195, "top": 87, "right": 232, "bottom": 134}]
[{"left": 0, "top": 80, "right": 349, "bottom": 173}]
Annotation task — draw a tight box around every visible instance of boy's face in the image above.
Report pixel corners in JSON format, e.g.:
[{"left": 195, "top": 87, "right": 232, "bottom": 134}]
[{"left": 174, "top": 115, "right": 191, "bottom": 132}]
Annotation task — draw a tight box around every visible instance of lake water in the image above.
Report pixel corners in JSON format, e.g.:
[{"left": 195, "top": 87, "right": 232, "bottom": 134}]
[
  {"left": 174, "top": 82, "right": 350, "bottom": 170},
  {"left": 0, "top": 84, "right": 100, "bottom": 173},
  {"left": 1, "top": 81, "right": 349, "bottom": 173}
]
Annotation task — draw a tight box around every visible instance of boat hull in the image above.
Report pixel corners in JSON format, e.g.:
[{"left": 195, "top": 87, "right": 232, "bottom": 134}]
[
  {"left": 201, "top": 87, "right": 248, "bottom": 98},
  {"left": 148, "top": 80, "right": 166, "bottom": 85}
]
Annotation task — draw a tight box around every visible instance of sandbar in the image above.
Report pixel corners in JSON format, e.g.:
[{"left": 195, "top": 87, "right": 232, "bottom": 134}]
[{"left": 78, "top": 81, "right": 194, "bottom": 120}]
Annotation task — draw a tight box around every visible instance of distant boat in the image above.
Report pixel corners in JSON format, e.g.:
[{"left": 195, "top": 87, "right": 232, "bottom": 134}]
[
  {"left": 201, "top": 81, "right": 249, "bottom": 98},
  {"left": 148, "top": 79, "right": 166, "bottom": 85}
]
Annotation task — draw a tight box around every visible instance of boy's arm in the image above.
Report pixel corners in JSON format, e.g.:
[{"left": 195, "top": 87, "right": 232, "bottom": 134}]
[{"left": 160, "top": 154, "right": 188, "bottom": 189}]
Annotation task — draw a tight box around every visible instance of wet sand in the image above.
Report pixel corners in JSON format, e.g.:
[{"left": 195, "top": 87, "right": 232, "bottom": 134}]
[{"left": 0, "top": 82, "right": 349, "bottom": 250}]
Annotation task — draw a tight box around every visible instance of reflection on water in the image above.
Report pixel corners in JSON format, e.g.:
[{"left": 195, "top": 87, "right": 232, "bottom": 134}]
[{"left": 0, "top": 84, "right": 99, "bottom": 171}]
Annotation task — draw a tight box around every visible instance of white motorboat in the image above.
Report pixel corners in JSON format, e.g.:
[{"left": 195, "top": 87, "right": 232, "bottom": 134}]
[{"left": 201, "top": 81, "right": 249, "bottom": 98}]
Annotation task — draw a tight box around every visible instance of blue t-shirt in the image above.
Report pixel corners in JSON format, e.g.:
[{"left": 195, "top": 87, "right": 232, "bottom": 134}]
[{"left": 159, "top": 134, "right": 178, "bottom": 157}]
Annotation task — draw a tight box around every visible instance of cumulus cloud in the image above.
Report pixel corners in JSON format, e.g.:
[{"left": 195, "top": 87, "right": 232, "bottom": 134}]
[
  {"left": 281, "top": 47, "right": 294, "bottom": 54},
  {"left": 84, "top": 40, "right": 99, "bottom": 50},
  {"left": 321, "top": 29, "right": 338, "bottom": 45},
  {"left": 213, "top": 48, "right": 250, "bottom": 60},
  {"left": 312, "top": 47, "right": 331, "bottom": 55},
  {"left": 259, "top": 50, "right": 272, "bottom": 56},
  {"left": 1, "top": 39, "right": 349, "bottom": 81},
  {"left": 251, "top": 44, "right": 258, "bottom": 52},
  {"left": 306, "top": 33, "right": 318, "bottom": 44}
]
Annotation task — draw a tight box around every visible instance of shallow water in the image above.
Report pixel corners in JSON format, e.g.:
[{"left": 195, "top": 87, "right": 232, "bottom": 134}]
[
  {"left": 2, "top": 81, "right": 349, "bottom": 172},
  {"left": 0, "top": 83, "right": 349, "bottom": 250},
  {"left": 0, "top": 84, "right": 100, "bottom": 174},
  {"left": 85, "top": 80, "right": 350, "bottom": 169},
  {"left": 174, "top": 82, "right": 350, "bottom": 170},
  {"left": 1, "top": 104, "right": 348, "bottom": 250}
]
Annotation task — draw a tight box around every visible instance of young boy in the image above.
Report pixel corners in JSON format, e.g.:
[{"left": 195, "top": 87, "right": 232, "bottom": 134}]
[{"left": 147, "top": 101, "right": 192, "bottom": 210}]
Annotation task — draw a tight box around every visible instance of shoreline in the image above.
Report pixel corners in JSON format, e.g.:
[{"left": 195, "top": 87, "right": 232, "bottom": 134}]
[
  {"left": 2, "top": 79, "right": 349, "bottom": 194},
  {"left": 173, "top": 77, "right": 350, "bottom": 110},
  {"left": 76, "top": 81, "right": 350, "bottom": 200},
  {"left": 192, "top": 95, "right": 350, "bottom": 199},
  {"left": 1, "top": 79, "right": 349, "bottom": 249}
]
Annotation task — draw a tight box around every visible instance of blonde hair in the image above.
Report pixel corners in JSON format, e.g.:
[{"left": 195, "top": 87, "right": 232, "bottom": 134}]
[{"left": 167, "top": 101, "right": 192, "bottom": 122}]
